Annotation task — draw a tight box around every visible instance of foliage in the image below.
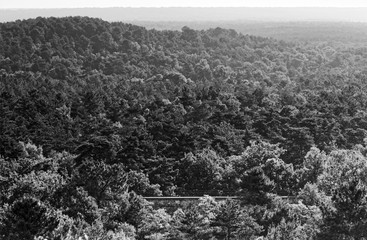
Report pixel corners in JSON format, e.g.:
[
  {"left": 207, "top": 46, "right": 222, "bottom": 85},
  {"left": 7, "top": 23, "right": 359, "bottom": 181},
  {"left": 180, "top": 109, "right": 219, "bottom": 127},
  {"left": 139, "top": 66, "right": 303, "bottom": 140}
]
[{"left": 2, "top": 16, "right": 367, "bottom": 239}]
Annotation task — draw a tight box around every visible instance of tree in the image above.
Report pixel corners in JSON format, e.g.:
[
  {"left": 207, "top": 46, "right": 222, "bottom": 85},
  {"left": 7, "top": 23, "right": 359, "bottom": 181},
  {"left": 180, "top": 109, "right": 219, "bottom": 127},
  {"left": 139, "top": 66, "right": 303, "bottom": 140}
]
[
  {"left": 264, "top": 197, "right": 322, "bottom": 240},
  {"left": 138, "top": 207, "right": 172, "bottom": 239},
  {"left": 176, "top": 149, "right": 224, "bottom": 195},
  {"left": 0, "top": 197, "right": 58, "bottom": 240},
  {"left": 316, "top": 149, "right": 367, "bottom": 239},
  {"left": 227, "top": 141, "right": 296, "bottom": 202},
  {"left": 212, "top": 199, "right": 262, "bottom": 240}
]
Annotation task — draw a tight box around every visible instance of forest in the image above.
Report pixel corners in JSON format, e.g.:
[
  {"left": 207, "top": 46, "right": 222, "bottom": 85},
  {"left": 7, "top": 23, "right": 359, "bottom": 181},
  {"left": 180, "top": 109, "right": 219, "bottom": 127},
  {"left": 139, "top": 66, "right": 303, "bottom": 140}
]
[{"left": 1, "top": 16, "right": 367, "bottom": 239}]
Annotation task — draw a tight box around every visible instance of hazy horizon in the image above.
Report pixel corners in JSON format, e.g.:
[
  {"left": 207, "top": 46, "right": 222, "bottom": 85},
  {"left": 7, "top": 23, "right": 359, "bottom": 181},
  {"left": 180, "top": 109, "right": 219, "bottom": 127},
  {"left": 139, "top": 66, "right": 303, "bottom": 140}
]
[
  {"left": 2, "top": 0, "right": 367, "bottom": 8},
  {"left": 1, "top": 7, "right": 367, "bottom": 23}
]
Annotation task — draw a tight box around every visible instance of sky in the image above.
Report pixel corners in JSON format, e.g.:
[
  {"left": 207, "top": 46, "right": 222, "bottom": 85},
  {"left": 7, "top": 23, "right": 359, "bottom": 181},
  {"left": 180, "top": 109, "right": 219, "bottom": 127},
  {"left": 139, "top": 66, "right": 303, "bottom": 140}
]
[{"left": 1, "top": 0, "right": 367, "bottom": 9}]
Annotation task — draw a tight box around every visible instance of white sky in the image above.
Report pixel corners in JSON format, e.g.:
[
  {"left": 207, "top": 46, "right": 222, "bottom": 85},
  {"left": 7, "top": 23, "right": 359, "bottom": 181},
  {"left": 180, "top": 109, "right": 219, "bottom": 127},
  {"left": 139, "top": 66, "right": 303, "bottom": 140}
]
[{"left": 1, "top": 0, "right": 367, "bottom": 9}]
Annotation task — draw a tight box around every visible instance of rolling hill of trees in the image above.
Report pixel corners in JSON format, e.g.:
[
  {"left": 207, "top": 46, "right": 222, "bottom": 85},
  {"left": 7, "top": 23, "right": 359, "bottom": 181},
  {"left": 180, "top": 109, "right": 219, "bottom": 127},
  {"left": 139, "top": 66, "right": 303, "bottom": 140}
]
[{"left": 2, "top": 16, "right": 367, "bottom": 239}]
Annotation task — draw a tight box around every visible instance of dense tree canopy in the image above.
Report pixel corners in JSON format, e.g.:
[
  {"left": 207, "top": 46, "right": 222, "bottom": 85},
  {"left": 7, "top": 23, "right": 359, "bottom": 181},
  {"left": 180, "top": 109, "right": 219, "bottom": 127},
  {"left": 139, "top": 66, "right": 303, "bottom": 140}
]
[{"left": 2, "top": 16, "right": 367, "bottom": 239}]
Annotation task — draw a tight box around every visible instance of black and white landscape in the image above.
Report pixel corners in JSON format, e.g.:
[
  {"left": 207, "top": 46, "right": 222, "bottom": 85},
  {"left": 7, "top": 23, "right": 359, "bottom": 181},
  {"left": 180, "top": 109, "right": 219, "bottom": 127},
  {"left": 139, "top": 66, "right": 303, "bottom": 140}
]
[{"left": 1, "top": 4, "right": 367, "bottom": 240}]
